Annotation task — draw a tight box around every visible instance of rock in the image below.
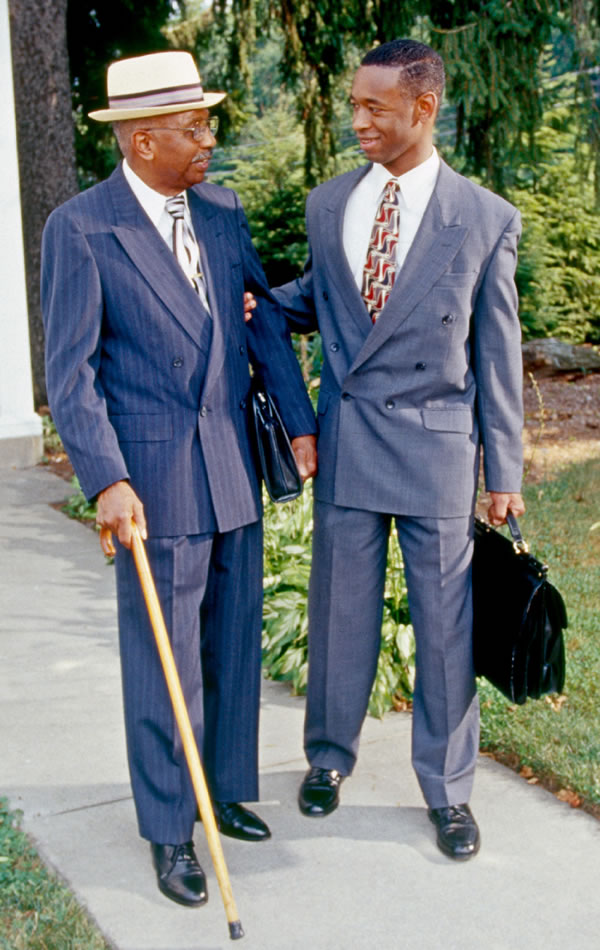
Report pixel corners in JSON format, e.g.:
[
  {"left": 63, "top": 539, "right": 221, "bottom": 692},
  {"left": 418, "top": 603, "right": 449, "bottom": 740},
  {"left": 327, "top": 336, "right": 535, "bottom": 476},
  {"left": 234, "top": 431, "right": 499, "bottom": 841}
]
[{"left": 522, "top": 338, "right": 600, "bottom": 377}]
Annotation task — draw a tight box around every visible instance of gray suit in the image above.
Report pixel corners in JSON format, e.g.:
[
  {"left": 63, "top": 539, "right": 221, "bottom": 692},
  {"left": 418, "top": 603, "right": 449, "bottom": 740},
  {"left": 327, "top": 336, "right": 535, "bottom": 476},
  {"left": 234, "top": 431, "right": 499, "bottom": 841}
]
[
  {"left": 42, "top": 165, "right": 316, "bottom": 843},
  {"left": 275, "top": 159, "right": 523, "bottom": 807}
]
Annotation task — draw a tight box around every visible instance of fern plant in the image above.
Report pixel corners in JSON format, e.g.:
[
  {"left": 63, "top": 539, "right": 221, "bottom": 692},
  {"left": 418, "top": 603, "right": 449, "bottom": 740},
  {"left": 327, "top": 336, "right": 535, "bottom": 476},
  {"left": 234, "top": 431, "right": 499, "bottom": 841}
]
[{"left": 262, "top": 483, "right": 416, "bottom": 717}]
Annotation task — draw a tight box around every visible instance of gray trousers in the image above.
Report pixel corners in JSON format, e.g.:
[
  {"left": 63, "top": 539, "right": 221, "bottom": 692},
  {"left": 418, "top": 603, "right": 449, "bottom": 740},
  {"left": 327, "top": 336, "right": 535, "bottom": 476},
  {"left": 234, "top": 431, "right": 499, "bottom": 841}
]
[
  {"left": 305, "top": 501, "right": 479, "bottom": 808},
  {"left": 115, "top": 521, "right": 263, "bottom": 845}
]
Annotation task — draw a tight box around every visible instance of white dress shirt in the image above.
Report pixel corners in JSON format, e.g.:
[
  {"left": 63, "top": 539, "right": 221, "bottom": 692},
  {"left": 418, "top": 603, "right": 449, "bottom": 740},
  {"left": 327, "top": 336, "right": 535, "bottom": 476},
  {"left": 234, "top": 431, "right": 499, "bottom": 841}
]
[
  {"left": 343, "top": 148, "right": 440, "bottom": 289},
  {"left": 122, "top": 159, "right": 211, "bottom": 311}
]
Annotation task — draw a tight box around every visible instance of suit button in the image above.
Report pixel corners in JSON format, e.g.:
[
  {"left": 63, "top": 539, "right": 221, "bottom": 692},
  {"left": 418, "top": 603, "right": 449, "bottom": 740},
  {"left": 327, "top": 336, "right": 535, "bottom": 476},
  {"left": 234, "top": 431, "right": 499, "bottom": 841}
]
[
  {"left": 323, "top": 291, "right": 329, "bottom": 301},
  {"left": 200, "top": 406, "right": 208, "bottom": 417},
  {"left": 172, "top": 356, "right": 184, "bottom": 368},
  {"left": 385, "top": 399, "right": 395, "bottom": 410},
  {"left": 330, "top": 342, "right": 339, "bottom": 352},
  {"left": 239, "top": 344, "right": 246, "bottom": 355},
  {"left": 240, "top": 399, "right": 246, "bottom": 409},
  {"left": 441, "top": 314, "right": 454, "bottom": 325},
  {"left": 415, "top": 362, "right": 427, "bottom": 371},
  {"left": 341, "top": 392, "right": 352, "bottom": 401}
]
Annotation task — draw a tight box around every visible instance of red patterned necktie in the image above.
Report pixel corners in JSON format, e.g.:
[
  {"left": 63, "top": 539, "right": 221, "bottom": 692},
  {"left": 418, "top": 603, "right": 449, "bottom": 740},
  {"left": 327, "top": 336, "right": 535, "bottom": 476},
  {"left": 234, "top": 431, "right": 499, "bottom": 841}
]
[{"left": 361, "top": 180, "right": 400, "bottom": 322}]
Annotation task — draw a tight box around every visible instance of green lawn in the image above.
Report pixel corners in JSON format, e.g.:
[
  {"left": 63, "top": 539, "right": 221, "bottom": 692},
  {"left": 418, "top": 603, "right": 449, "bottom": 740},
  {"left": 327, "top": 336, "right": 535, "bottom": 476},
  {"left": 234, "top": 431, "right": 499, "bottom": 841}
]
[
  {"left": 478, "top": 456, "right": 600, "bottom": 813},
  {"left": 0, "top": 799, "right": 110, "bottom": 950},
  {"left": 262, "top": 456, "right": 600, "bottom": 813}
]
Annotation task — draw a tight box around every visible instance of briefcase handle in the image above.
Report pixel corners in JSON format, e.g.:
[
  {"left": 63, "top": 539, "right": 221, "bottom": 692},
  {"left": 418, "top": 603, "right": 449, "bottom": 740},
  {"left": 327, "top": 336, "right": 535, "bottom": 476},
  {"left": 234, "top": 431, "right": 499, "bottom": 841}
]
[{"left": 506, "top": 511, "right": 529, "bottom": 554}]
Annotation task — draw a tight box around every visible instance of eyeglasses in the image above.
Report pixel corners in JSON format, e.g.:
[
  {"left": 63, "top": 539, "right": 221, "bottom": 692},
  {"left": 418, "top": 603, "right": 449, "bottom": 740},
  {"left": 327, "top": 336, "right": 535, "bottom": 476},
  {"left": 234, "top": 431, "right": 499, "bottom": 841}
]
[{"left": 143, "top": 116, "right": 219, "bottom": 141}]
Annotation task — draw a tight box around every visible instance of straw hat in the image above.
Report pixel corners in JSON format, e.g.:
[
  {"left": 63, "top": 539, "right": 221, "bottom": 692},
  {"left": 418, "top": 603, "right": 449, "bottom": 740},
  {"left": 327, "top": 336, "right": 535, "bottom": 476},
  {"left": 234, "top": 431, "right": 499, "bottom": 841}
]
[{"left": 88, "top": 51, "right": 226, "bottom": 122}]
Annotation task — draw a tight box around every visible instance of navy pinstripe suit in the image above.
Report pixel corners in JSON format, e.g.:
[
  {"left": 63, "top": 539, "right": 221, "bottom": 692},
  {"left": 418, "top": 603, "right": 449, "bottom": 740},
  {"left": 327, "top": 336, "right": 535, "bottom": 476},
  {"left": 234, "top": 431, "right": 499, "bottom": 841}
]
[{"left": 42, "top": 164, "right": 316, "bottom": 843}]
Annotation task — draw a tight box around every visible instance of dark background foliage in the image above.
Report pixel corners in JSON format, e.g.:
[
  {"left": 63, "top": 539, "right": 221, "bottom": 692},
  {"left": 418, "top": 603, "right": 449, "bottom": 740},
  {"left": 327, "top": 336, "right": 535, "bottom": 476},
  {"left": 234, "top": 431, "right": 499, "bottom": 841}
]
[{"left": 8, "top": 0, "right": 600, "bottom": 393}]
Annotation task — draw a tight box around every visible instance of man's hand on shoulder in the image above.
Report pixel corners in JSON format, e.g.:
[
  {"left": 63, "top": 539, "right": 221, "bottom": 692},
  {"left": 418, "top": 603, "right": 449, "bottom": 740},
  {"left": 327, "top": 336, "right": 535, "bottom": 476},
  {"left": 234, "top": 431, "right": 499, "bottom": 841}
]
[
  {"left": 96, "top": 480, "right": 147, "bottom": 554},
  {"left": 487, "top": 491, "right": 525, "bottom": 527},
  {"left": 291, "top": 435, "right": 318, "bottom": 482}
]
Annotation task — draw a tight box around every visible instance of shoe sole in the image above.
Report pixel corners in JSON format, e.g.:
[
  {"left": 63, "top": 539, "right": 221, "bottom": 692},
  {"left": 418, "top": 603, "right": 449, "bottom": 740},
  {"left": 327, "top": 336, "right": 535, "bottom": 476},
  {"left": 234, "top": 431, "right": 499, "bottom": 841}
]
[
  {"left": 298, "top": 798, "right": 340, "bottom": 818},
  {"left": 157, "top": 879, "right": 208, "bottom": 907},
  {"left": 435, "top": 839, "right": 480, "bottom": 861},
  {"left": 216, "top": 823, "right": 271, "bottom": 842}
]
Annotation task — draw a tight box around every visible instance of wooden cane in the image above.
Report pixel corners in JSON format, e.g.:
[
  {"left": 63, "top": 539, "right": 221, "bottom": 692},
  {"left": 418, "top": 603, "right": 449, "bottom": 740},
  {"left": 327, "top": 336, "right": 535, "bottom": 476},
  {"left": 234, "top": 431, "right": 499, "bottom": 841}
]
[{"left": 117, "top": 522, "right": 244, "bottom": 940}]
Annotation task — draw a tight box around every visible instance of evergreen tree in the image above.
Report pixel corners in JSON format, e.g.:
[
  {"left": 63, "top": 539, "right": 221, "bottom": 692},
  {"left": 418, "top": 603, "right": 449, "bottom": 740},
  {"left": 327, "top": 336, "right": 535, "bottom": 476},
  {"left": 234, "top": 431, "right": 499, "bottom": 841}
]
[{"left": 171, "top": 1, "right": 600, "bottom": 194}]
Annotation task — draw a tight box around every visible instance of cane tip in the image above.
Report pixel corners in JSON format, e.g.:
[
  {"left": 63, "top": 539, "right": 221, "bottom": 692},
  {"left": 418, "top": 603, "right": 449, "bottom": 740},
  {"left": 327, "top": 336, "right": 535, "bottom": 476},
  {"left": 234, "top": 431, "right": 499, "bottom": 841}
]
[{"left": 229, "top": 920, "right": 244, "bottom": 940}]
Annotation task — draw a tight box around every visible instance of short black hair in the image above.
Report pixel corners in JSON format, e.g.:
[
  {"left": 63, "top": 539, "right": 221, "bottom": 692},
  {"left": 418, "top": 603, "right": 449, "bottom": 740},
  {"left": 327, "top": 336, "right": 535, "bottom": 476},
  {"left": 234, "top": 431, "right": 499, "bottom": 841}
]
[{"left": 361, "top": 39, "right": 445, "bottom": 102}]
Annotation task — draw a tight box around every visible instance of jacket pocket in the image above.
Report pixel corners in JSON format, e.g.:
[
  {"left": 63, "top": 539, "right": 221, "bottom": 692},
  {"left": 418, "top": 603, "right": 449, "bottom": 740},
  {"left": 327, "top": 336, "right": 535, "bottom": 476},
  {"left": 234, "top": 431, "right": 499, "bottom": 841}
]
[
  {"left": 110, "top": 413, "right": 173, "bottom": 442},
  {"left": 434, "top": 272, "right": 478, "bottom": 288},
  {"left": 421, "top": 407, "right": 473, "bottom": 434}
]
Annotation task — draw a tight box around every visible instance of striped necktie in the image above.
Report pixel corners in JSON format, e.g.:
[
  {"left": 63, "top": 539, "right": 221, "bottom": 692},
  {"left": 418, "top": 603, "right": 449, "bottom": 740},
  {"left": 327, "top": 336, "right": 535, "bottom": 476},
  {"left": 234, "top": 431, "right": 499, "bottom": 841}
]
[
  {"left": 164, "top": 194, "right": 210, "bottom": 312},
  {"left": 361, "top": 180, "right": 400, "bottom": 322}
]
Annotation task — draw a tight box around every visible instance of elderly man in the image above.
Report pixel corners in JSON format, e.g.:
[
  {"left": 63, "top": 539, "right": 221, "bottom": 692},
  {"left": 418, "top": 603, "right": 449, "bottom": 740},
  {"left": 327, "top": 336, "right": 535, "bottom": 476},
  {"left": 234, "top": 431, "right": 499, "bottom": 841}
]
[
  {"left": 274, "top": 38, "right": 525, "bottom": 861},
  {"left": 42, "top": 51, "right": 316, "bottom": 907}
]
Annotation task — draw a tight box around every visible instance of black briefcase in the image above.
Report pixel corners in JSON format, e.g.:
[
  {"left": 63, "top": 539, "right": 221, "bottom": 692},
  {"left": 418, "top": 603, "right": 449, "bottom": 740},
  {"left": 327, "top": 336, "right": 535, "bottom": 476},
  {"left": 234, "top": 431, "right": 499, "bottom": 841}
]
[
  {"left": 472, "top": 513, "right": 567, "bottom": 704},
  {"left": 251, "top": 377, "right": 302, "bottom": 503}
]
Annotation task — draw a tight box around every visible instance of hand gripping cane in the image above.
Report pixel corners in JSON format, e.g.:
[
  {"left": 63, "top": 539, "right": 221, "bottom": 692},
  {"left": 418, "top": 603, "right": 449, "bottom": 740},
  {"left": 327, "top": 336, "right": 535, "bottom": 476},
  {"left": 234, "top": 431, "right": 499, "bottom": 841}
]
[{"left": 106, "top": 522, "right": 244, "bottom": 940}]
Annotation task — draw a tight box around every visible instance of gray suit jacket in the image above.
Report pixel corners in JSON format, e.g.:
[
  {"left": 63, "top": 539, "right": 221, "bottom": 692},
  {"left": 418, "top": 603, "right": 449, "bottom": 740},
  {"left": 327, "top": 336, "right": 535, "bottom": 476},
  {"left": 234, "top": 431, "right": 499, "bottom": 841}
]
[
  {"left": 274, "top": 160, "right": 523, "bottom": 518},
  {"left": 42, "top": 165, "right": 316, "bottom": 537}
]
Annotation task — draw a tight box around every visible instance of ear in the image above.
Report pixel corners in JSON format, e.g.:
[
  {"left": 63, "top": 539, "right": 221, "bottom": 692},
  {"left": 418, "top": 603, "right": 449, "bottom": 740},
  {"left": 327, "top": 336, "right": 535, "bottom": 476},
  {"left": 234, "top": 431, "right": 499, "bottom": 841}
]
[
  {"left": 415, "top": 91, "right": 438, "bottom": 124},
  {"left": 131, "top": 129, "right": 156, "bottom": 162}
]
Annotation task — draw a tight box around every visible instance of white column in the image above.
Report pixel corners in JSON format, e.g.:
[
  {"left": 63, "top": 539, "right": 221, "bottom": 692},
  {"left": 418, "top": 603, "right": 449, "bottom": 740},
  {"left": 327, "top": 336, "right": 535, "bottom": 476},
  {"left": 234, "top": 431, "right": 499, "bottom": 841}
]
[{"left": 0, "top": 0, "right": 42, "bottom": 467}]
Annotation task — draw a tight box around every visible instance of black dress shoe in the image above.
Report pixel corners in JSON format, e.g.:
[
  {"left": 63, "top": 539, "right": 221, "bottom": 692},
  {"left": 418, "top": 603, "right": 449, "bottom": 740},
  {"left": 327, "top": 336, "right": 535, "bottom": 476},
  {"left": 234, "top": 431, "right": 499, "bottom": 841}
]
[
  {"left": 298, "top": 767, "right": 344, "bottom": 817},
  {"left": 213, "top": 802, "right": 271, "bottom": 842},
  {"left": 150, "top": 841, "right": 208, "bottom": 907},
  {"left": 428, "top": 803, "right": 481, "bottom": 861}
]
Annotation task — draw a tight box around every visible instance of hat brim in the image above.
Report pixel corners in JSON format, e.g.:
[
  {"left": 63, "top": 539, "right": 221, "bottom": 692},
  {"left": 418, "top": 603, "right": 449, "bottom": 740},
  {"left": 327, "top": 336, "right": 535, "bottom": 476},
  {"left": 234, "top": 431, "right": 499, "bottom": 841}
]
[{"left": 88, "top": 91, "right": 226, "bottom": 122}]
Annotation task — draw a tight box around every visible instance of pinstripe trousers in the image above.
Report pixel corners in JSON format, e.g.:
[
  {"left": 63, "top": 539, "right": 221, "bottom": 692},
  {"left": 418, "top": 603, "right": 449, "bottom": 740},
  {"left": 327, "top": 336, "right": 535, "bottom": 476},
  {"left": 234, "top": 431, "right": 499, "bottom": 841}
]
[{"left": 114, "top": 521, "right": 263, "bottom": 845}]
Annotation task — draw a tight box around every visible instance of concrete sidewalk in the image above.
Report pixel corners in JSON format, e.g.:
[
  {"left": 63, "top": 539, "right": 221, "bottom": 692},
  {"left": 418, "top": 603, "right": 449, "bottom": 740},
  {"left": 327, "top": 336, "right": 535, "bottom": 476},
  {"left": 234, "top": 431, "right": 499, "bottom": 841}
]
[{"left": 1, "top": 465, "right": 598, "bottom": 950}]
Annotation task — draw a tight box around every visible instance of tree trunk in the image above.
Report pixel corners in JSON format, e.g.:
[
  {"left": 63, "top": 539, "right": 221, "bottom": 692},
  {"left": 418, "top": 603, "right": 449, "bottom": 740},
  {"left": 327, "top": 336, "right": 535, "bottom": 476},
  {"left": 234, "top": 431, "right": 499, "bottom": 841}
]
[{"left": 8, "top": 0, "right": 78, "bottom": 407}]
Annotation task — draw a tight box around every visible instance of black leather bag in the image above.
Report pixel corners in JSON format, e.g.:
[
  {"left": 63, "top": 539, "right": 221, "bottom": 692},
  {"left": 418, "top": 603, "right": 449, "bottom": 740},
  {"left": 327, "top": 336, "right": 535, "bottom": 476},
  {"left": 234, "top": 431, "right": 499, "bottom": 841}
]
[
  {"left": 251, "top": 377, "right": 302, "bottom": 503},
  {"left": 472, "top": 513, "right": 567, "bottom": 704}
]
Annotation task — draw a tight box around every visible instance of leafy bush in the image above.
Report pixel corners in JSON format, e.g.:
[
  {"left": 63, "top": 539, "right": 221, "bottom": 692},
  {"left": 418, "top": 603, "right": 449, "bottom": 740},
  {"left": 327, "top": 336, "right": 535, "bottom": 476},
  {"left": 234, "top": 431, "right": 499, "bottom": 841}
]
[
  {"left": 262, "top": 487, "right": 314, "bottom": 695},
  {"left": 512, "top": 108, "right": 600, "bottom": 343},
  {"left": 215, "top": 105, "right": 309, "bottom": 286},
  {"left": 61, "top": 477, "right": 97, "bottom": 523},
  {"left": 215, "top": 99, "right": 362, "bottom": 288},
  {"left": 40, "top": 414, "right": 63, "bottom": 455},
  {"left": 261, "top": 484, "right": 416, "bottom": 718}
]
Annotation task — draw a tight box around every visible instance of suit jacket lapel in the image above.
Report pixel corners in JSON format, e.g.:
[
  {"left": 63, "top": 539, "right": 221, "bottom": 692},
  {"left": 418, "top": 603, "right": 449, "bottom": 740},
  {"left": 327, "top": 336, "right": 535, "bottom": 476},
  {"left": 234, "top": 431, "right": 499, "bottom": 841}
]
[
  {"left": 107, "top": 166, "right": 211, "bottom": 350},
  {"left": 348, "top": 161, "right": 469, "bottom": 374},
  {"left": 188, "top": 188, "right": 227, "bottom": 397},
  {"left": 320, "top": 165, "right": 374, "bottom": 338}
]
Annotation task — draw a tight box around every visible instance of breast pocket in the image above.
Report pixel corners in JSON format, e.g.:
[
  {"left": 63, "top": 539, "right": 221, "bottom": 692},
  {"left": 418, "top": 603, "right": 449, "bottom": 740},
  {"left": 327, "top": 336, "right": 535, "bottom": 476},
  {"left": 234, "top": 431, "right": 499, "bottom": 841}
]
[{"left": 434, "top": 272, "right": 478, "bottom": 289}]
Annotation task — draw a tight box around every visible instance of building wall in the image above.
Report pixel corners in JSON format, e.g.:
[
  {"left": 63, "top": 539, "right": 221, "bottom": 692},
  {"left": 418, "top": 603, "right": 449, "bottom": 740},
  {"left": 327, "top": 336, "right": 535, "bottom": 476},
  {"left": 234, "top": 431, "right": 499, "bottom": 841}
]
[{"left": 0, "top": 0, "right": 42, "bottom": 467}]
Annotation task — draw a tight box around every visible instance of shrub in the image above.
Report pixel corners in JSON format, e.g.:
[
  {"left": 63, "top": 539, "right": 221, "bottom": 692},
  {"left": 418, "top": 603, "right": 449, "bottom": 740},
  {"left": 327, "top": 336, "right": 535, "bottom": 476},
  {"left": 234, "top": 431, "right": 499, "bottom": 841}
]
[{"left": 261, "top": 484, "right": 415, "bottom": 718}]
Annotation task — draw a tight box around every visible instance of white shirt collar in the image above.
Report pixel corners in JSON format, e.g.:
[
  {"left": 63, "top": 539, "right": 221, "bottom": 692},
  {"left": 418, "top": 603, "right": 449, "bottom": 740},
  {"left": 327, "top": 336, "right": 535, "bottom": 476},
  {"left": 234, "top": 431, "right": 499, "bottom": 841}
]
[
  {"left": 368, "top": 147, "right": 440, "bottom": 210},
  {"left": 122, "top": 159, "right": 189, "bottom": 228}
]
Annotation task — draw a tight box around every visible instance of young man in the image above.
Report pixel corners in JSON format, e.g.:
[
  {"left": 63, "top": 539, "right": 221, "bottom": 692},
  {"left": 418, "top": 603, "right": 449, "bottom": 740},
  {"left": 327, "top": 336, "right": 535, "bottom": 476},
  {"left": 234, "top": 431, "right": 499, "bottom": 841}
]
[{"left": 274, "top": 38, "right": 524, "bottom": 861}]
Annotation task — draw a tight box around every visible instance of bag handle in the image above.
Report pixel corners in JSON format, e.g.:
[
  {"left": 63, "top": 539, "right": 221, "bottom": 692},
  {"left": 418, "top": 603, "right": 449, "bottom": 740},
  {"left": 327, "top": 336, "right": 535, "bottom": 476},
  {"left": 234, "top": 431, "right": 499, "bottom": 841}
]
[{"left": 506, "top": 511, "right": 529, "bottom": 554}]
